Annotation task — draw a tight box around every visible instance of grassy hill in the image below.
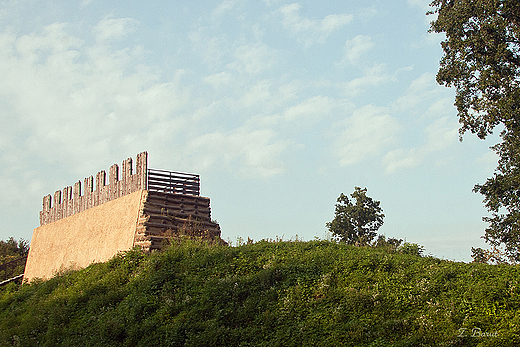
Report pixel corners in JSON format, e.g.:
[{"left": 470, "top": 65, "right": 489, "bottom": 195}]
[{"left": 0, "top": 239, "right": 519, "bottom": 346}]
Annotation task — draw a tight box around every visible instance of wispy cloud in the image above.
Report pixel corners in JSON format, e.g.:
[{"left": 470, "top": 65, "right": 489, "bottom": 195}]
[
  {"left": 185, "top": 127, "right": 292, "bottom": 178},
  {"left": 277, "top": 3, "right": 353, "bottom": 47},
  {"left": 341, "top": 35, "right": 374, "bottom": 65},
  {"left": 81, "top": 0, "right": 94, "bottom": 8},
  {"left": 391, "top": 72, "right": 454, "bottom": 122},
  {"left": 334, "top": 105, "right": 399, "bottom": 165},
  {"left": 240, "top": 80, "right": 272, "bottom": 107},
  {"left": 204, "top": 71, "right": 233, "bottom": 88},
  {"left": 341, "top": 63, "right": 394, "bottom": 97},
  {"left": 383, "top": 116, "right": 459, "bottom": 173},
  {"left": 408, "top": 0, "right": 432, "bottom": 12},
  {"left": 283, "top": 95, "right": 333, "bottom": 124},
  {"left": 188, "top": 28, "right": 230, "bottom": 70},
  {"left": 92, "top": 17, "right": 138, "bottom": 42},
  {"left": 0, "top": 19, "right": 190, "bottom": 179},
  {"left": 226, "top": 42, "right": 278, "bottom": 75},
  {"left": 213, "top": 0, "right": 237, "bottom": 17},
  {"left": 392, "top": 72, "right": 436, "bottom": 110}
]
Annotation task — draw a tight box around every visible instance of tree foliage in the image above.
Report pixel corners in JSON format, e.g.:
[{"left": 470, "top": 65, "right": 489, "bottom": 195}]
[
  {"left": 0, "top": 237, "right": 29, "bottom": 282},
  {"left": 1, "top": 240, "right": 519, "bottom": 345},
  {"left": 326, "top": 187, "right": 385, "bottom": 245},
  {"left": 429, "top": 0, "right": 520, "bottom": 262},
  {"left": 0, "top": 237, "right": 28, "bottom": 263}
]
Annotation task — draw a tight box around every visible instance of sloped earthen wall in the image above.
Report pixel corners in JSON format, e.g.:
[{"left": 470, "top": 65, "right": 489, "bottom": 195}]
[
  {"left": 24, "top": 190, "right": 146, "bottom": 281},
  {"left": 24, "top": 151, "right": 222, "bottom": 281}
]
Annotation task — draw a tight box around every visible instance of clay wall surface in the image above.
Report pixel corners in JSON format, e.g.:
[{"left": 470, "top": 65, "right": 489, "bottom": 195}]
[
  {"left": 24, "top": 190, "right": 146, "bottom": 281},
  {"left": 39, "top": 152, "right": 148, "bottom": 225}
]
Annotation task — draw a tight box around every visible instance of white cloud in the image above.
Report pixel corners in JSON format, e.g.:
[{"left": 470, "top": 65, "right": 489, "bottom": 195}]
[
  {"left": 283, "top": 95, "right": 333, "bottom": 124},
  {"left": 320, "top": 13, "right": 353, "bottom": 34},
  {"left": 424, "top": 116, "right": 459, "bottom": 151},
  {"left": 392, "top": 72, "right": 439, "bottom": 110},
  {"left": 226, "top": 42, "right": 277, "bottom": 75},
  {"left": 335, "top": 105, "right": 399, "bottom": 165},
  {"left": 92, "top": 17, "right": 138, "bottom": 42},
  {"left": 278, "top": 3, "right": 353, "bottom": 47},
  {"left": 476, "top": 150, "right": 499, "bottom": 172},
  {"left": 0, "top": 19, "right": 190, "bottom": 180},
  {"left": 81, "top": 0, "right": 94, "bottom": 8},
  {"left": 408, "top": 0, "right": 432, "bottom": 12},
  {"left": 213, "top": 0, "right": 236, "bottom": 16},
  {"left": 189, "top": 32, "right": 228, "bottom": 69},
  {"left": 262, "top": 0, "right": 282, "bottom": 6},
  {"left": 341, "top": 63, "right": 393, "bottom": 96},
  {"left": 342, "top": 35, "right": 374, "bottom": 65},
  {"left": 277, "top": 80, "right": 304, "bottom": 100},
  {"left": 0, "top": 17, "right": 292, "bottom": 185},
  {"left": 204, "top": 71, "right": 233, "bottom": 87},
  {"left": 383, "top": 116, "right": 459, "bottom": 173},
  {"left": 13, "top": 22, "right": 83, "bottom": 62},
  {"left": 358, "top": 6, "right": 377, "bottom": 21},
  {"left": 186, "top": 127, "right": 291, "bottom": 178},
  {"left": 241, "top": 80, "right": 272, "bottom": 107}
]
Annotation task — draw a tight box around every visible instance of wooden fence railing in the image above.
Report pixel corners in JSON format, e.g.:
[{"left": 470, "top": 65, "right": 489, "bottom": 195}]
[
  {"left": 0, "top": 255, "right": 27, "bottom": 273},
  {"left": 147, "top": 169, "right": 200, "bottom": 196},
  {"left": 0, "top": 255, "right": 27, "bottom": 285}
]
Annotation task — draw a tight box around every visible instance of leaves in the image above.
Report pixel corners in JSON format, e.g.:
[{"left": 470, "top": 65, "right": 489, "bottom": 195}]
[
  {"left": 326, "top": 187, "right": 385, "bottom": 245},
  {"left": 430, "top": 0, "right": 520, "bottom": 262},
  {"left": 430, "top": 0, "right": 520, "bottom": 139},
  {"left": 1, "top": 240, "right": 519, "bottom": 346}
]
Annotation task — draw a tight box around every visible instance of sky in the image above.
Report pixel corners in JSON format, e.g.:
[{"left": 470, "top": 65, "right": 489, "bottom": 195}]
[{"left": 0, "top": 0, "right": 502, "bottom": 262}]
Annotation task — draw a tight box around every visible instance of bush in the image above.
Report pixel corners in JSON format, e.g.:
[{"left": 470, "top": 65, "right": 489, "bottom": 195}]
[
  {"left": 398, "top": 242, "right": 425, "bottom": 256},
  {"left": 0, "top": 239, "right": 518, "bottom": 346}
]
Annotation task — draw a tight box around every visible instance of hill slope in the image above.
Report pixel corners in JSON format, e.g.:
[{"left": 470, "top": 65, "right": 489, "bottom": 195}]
[{"left": 1, "top": 240, "right": 519, "bottom": 346}]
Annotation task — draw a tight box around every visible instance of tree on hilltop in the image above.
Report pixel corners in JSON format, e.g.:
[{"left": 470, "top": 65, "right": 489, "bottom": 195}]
[
  {"left": 326, "top": 187, "right": 385, "bottom": 245},
  {"left": 429, "top": 0, "right": 520, "bottom": 263}
]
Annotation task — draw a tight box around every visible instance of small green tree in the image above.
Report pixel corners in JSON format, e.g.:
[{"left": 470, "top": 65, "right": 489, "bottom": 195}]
[{"left": 326, "top": 187, "right": 385, "bottom": 245}]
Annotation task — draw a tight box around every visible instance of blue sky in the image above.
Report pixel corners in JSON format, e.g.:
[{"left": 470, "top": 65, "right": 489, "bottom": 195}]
[{"left": 0, "top": 0, "right": 500, "bottom": 261}]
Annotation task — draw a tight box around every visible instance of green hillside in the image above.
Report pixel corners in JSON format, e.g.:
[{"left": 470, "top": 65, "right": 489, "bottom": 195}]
[{"left": 1, "top": 240, "right": 518, "bottom": 346}]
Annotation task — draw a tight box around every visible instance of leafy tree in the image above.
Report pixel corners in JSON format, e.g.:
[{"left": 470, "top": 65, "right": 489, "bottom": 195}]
[
  {"left": 0, "top": 237, "right": 29, "bottom": 282},
  {"left": 429, "top": 0, "right": 520, "bottom": 263},
  {"left": 0, "top": 237, "right": 29, "bottom": 263},
  {"left": 326, "top": 187, "right": 385, "bottom": 245}
]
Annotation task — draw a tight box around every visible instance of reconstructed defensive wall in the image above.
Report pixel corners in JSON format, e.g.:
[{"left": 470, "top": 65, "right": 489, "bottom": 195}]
[{"left": 24, "top": 152, "right": 222, "bottom": 281}]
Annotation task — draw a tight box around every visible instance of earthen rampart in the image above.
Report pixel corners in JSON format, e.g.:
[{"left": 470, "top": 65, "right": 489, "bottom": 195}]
[{"left": 25, "top": 151, "right": 223, "bottom": 281}]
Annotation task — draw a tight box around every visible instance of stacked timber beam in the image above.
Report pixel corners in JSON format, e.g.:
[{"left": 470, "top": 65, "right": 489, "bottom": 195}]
[{"left": 134, "top": 191, "right": 222, "bottom": 251}]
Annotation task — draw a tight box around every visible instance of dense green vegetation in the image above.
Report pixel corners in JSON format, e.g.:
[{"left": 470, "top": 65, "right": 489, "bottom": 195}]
[
  {"left": 0, "top": 238, "right": 29, "bottom": 282},
  {"left": 429, "top": 0, "right": 520, "bottom": 263},
  {"left": 0, "top": 239, "right": 519, "bottom": 346}
]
